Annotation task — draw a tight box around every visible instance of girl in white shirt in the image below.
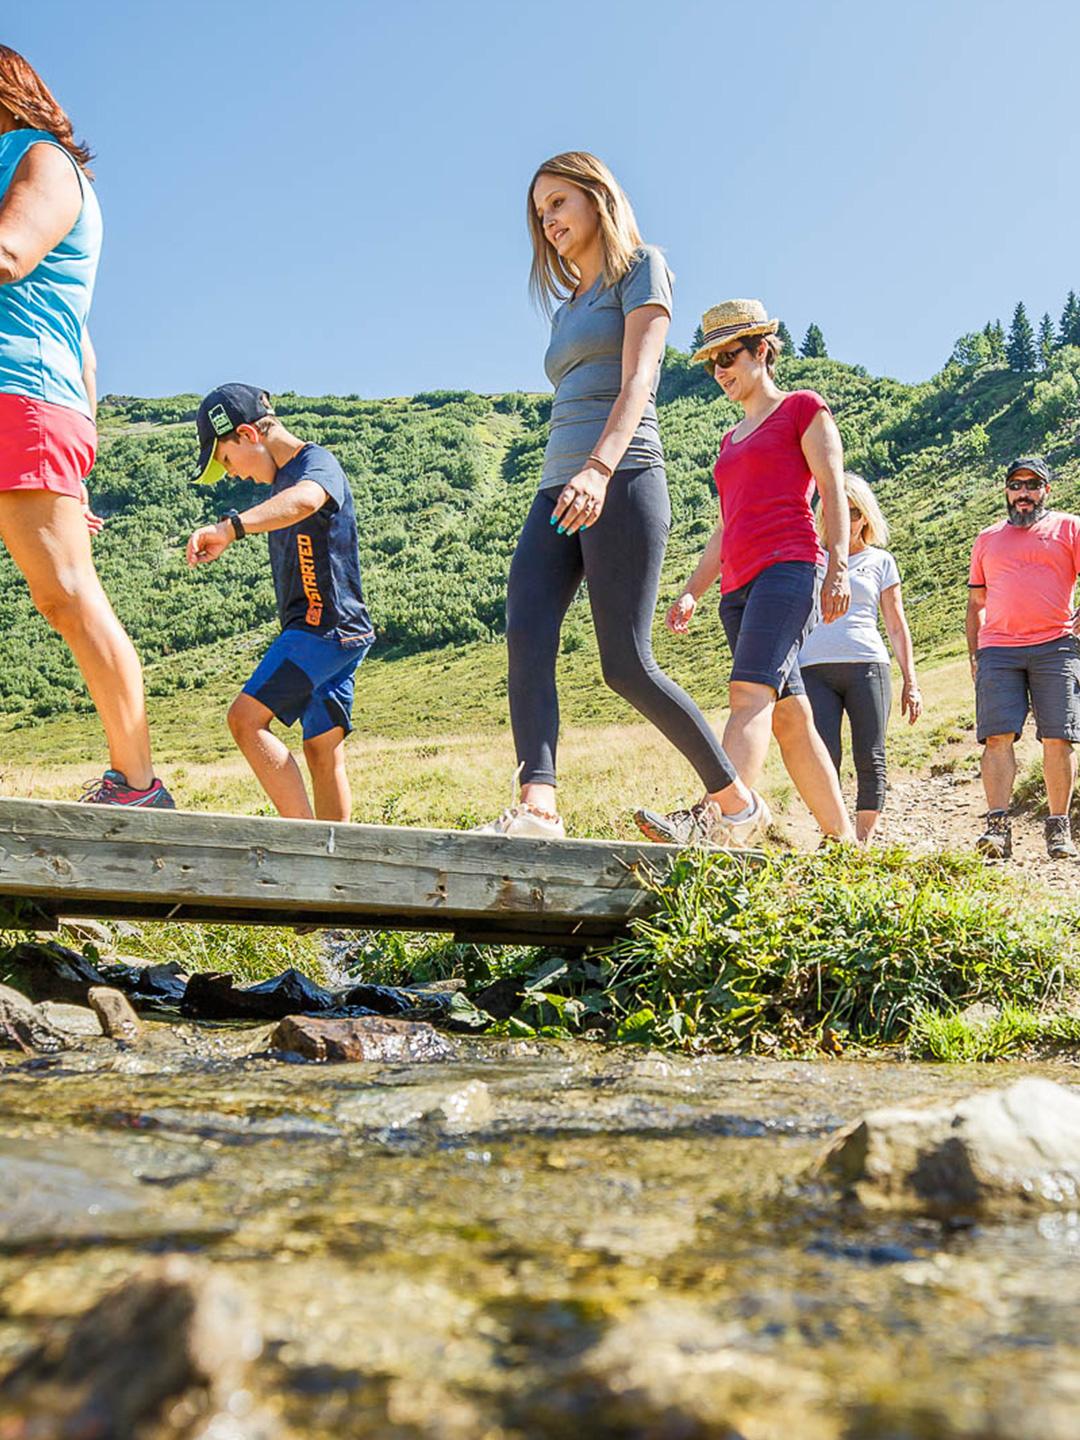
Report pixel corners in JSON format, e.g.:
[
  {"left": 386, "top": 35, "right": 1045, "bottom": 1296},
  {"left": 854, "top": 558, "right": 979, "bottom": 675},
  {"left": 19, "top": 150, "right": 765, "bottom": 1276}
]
[{"left": 799, "top": 474, "right": 921, "bottom": 843}]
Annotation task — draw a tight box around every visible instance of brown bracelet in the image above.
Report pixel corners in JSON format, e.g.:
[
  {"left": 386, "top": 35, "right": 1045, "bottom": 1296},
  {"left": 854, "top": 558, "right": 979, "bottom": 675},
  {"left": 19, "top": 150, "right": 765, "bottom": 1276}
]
[{"left": 587, "top": 453, "right": 613, "bottom": 479}]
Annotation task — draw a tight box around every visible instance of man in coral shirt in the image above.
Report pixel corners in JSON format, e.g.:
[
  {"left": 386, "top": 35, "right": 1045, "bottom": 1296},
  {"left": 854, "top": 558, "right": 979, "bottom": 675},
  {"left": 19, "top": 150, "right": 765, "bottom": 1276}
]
[{"left": 967, "top": 456, "right": 1080, "bottom": 859}]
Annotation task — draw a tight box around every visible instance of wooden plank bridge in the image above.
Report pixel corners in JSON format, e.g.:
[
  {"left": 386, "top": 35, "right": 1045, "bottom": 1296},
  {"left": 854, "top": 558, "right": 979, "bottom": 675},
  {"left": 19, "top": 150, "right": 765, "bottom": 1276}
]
[{"left": 0, "top": 797, "right": 711, "bottom": 947}]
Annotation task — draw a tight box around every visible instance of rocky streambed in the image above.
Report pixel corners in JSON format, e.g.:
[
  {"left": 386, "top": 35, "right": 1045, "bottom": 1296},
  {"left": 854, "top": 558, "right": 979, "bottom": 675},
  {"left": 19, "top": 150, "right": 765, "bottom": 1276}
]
[{"left": 1, "top": 957, "right": 1080, "bottom": 1437}]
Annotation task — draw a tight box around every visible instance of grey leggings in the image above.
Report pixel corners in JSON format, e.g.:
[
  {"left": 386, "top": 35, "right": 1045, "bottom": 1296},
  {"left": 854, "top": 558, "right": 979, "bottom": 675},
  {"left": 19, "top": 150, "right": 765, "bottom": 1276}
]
[
  {"left": 506, "top": 466, "right": 738, "bottom": 792},
  {"left": 802, "top": 661, "right": 892, "bottom": 810}
]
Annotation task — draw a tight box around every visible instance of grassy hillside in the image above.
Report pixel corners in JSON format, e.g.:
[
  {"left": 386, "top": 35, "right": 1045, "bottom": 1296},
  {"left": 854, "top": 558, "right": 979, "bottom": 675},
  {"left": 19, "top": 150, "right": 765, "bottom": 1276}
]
[{"left": 2, "top": 342, "right": 1079, "bottom": 747}]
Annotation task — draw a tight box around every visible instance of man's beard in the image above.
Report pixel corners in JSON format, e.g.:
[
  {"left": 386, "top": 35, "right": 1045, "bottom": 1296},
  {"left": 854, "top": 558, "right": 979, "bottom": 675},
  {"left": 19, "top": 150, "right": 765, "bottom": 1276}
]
[{"left": 1007, "top": 499, "right": 1046, "bottom": 528}]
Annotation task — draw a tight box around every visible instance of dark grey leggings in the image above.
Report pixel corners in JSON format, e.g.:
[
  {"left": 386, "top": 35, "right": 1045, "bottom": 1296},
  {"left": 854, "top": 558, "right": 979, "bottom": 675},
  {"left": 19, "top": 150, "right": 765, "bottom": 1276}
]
[
  {"left": 506, "top": 466, "right": 738, "bottom": 792},
  {"left": 803, "top": 661, "right": 892, "bottom": 810}
]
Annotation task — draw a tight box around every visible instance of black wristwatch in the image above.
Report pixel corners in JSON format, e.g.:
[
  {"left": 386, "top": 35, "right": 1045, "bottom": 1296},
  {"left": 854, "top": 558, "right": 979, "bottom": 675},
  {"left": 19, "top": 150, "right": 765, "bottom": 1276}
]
[{"left": 220, "top": 509, "right": 246, "bottom": 540}]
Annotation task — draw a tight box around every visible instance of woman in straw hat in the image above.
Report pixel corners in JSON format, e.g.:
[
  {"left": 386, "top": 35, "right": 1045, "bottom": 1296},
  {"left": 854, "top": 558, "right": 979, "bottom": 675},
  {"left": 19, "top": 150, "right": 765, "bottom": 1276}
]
[
  {"left": 634, "top": 300, "right": 855, "bottom": 845},
  {"left": 799, "top": 473, "right": 921, "bottom": 843},
  {"left": 475, "top": 153, "right": 764, "bottom": 844}
]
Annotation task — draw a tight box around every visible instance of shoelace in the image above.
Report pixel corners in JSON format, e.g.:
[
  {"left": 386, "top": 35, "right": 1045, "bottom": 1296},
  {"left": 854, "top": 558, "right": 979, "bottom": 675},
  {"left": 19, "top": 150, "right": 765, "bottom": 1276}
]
[{"left": 79, "top": 775, "right": 119, "bottom": 803}]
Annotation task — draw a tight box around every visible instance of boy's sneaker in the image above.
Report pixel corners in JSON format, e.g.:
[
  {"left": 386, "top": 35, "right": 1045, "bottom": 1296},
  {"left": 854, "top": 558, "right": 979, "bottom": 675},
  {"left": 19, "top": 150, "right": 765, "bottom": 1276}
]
[
  {"left": 1045, "top": 815, "right": 1078, "bottom": 860},
  {"left": 471, "top": 805, "right": 565, "bottom": 840},
  {"left": 634, "top": 792, "right": 771, "bottom": 849},
  {"left": 79, "top": 770, "right": 176, "bottom": 809},
  {"left": 975, "top": 809, "right": 1011, "bottom": 860}
]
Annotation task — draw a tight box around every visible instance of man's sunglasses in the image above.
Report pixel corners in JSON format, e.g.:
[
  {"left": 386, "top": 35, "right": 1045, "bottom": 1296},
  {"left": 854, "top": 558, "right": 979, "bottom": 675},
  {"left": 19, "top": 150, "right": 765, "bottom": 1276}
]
[{"left": 1005, "top": 479, "right": 1046, "bottom": 492}]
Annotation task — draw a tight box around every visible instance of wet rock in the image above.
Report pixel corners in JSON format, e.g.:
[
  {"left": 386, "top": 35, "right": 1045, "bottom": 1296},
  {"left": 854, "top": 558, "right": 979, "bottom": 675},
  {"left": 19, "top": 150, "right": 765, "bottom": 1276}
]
[
  {"left": 182, "top": 966, "right": 336, "bottom": 1020},
  {"left": 0, "top": 940, "right": 108, "bottom": 1003},
  {"left": 36, "top": 1000, "right": 104, "bottom": 1038},
  {"left": 88, "top": 985, "right": 142, "bottom": 1042},
  {"left": 0, "top": 1256, "right": 271, "bottom": 1438},
  {"left": 100, "top": 958, "right": 188, "bottom": 1006},
  {"left": 815, "top": 1077, "right": 1080, "bottom": 1216},
  {"left": 473, "top": 974, "right": 525, "bottom": 1019},
  {"left": 0, "top": 1138, "right": 232, "bottom": 1250},
  {"left": 338, "top": 981, "right": 416, "bottom": 1016},
  {"left": 0, "top": 983, "right": 69, "bottom": 1053},
  {"left": 335, "top": 1078, "right": 494, "bottom": 1133},
  {"left": 271, "top": 1014, "right": 455, "bottom": 1063},
  {"left": 557, "top": 1298, "right": 835, "bottom": 1440}
]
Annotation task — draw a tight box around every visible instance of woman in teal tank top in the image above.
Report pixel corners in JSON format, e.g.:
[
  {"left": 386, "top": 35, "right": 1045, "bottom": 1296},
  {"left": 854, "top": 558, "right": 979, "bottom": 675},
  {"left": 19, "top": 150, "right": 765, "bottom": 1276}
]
[{"left": 0, "top": 47, "right": 172, "bottom": 807}]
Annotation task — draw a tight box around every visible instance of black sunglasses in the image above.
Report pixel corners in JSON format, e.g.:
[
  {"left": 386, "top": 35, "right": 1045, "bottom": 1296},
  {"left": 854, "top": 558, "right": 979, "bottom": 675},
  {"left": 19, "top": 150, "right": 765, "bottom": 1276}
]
[
  {"left": 712, "top": 340, "right": 759, "bottom": 372},
  {"left": 1005, "top": 478, "right": 1047, "bottom": 492}
]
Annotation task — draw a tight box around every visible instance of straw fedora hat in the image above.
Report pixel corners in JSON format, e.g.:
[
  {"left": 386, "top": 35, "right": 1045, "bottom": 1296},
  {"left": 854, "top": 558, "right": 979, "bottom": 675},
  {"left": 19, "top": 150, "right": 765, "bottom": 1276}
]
[{"left": 691, "top": 299, "right": 779, "bottom": 366}]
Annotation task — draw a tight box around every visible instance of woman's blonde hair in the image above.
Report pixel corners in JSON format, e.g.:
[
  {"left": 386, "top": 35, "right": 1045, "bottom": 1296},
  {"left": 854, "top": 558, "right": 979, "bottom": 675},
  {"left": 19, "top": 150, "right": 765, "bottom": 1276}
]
[
  {"left": 816, "top": 472, "right": 890, "bottom": 548},
  {"left": 527, "top": 151, "right": 644, "bottom": 314}
]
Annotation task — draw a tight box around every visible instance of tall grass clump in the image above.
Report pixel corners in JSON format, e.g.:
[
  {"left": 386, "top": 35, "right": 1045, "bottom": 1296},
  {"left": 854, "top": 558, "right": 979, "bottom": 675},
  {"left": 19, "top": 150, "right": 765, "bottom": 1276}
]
[{"left": 589, "top": 846, "right": 1076, "bottom": 1053}]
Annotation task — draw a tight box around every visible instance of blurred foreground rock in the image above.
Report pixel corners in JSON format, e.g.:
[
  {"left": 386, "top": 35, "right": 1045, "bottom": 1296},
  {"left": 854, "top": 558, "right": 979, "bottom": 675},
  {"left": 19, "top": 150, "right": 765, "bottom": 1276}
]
[
  {"left": 0, "top": 1256, "right": 277, "bottom": 1438},
  {"left": 815, "top": 1077, "right": 1080, "bottom": 1215},
  {"left": 271, "top": 1014, "right": 455, "bottom": 1063}
]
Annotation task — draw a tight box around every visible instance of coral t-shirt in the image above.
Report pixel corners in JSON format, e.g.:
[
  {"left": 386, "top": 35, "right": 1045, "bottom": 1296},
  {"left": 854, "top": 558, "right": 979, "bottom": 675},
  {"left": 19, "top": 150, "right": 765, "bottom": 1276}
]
[
  {"left": 713, "top": 390, "right": 828, "bottom": 594},
  {"left": 968, "top": 511, "right": 1080, "bottom": 648}
]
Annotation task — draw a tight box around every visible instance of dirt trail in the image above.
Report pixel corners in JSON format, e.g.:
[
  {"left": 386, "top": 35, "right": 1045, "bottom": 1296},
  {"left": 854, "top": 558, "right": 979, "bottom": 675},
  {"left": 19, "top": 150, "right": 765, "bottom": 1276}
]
[{"left": 781, "top": 748, "right": 1080, "bottom": 898}]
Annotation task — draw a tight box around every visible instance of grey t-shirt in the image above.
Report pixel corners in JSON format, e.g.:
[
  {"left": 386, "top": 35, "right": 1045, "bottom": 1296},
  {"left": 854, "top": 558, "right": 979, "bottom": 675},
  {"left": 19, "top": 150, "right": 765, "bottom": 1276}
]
[
  {"left": 799, "top": 546, "right": 901, "bottom": 666},
  {"left": 540, "top": 244, "right": 673, "bottom": 490}
]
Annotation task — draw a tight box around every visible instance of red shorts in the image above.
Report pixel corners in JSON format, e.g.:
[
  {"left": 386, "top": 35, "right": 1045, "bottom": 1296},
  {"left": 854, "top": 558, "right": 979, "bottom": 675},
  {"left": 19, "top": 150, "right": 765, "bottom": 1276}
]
[{"left": 0, "top": 392, "right": 97, "bottom": 499}]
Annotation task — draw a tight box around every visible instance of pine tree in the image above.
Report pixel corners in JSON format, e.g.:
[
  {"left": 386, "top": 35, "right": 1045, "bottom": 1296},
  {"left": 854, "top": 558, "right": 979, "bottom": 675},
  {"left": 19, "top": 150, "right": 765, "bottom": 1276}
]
[
  {"left": 690, "top": 323, "right": 705, "bottom": 356},
  {"left": 983, "top": 319, "right": 1006, "bottom": 363},
  {"left": 1060, "top": 290, "right": 1080, "bottom": 348},
  {"left": 776, "top": 320, "right": 794, "bottom": 352},
  {"left": 800, "top": 323, "right": 827, "bottom": 359},
  {"left": 1038, "top": 311, "right": 1055, "bottom": 368},
  {"left": 1005, "top": 302, "right": 1036, "bottom": 372}
]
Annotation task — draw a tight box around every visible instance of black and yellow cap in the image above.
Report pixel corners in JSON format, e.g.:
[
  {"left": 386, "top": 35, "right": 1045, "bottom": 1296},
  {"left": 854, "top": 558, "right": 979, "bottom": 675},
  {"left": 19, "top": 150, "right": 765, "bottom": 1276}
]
[{"left": 192, "top": 383, "right": 273, "bottom": 485}]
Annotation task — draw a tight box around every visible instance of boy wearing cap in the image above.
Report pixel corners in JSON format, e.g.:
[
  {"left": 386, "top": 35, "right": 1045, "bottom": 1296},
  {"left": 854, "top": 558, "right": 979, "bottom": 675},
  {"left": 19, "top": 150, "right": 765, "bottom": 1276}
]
[
  {"left": 186, "top": 384, "right": 374, "bottom": 821},
  {"left": 967, "top": 455, "right": 1080, "bottom": 859}
]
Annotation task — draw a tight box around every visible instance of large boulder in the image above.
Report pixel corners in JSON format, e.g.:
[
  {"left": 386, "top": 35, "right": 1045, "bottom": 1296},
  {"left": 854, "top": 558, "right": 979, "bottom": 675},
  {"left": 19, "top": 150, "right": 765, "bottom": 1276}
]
[
  {"left": 270, "top": 1014, "right": 455, "bottom": 1063},
  {"left": 0, "top": 1257, "right": 275, "bottom": 1438},
  {"left": 814, "top": 1077, "right": 1080, "bottom": 1216}
]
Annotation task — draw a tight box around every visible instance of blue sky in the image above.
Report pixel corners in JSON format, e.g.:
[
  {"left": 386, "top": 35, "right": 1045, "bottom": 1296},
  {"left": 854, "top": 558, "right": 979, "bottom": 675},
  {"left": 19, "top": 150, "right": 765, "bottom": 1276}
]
[{"left": 11, "top": 0, "right": 1079, "bottom": 398}]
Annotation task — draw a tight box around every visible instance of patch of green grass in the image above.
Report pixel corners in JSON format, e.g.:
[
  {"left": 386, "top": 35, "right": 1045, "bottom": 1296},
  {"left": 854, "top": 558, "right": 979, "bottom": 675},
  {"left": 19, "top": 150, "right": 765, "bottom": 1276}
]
[
  {"left": 117, "top": 922, "right": 327, "bottom": 986},
  {"left": 466, "top": 847, "right": 1079, "bottom": 1054},
  {"left": 910, "top": 1003, "right": 1080, "bottom": 1061}
]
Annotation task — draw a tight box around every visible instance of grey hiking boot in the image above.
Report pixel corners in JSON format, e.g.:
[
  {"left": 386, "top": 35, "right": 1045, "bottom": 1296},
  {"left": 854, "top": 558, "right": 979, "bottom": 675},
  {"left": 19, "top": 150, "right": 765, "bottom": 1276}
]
[
  {"left": 975, "top": 809, "right": 1012, "bottom": 860},
  {"left": 1045, "top": 815, "right": 1078, "bottom": 860},
  {"left": 634, "top": 793, "right": 771, "bottom": 850}
]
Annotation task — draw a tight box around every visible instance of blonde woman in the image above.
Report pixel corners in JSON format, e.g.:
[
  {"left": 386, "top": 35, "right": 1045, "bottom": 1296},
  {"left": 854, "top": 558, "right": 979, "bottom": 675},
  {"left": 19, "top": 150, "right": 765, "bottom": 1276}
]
[
  {"left": 799, "top": 474, "right": 921, "bottom": 843},
  {"left": 477, "top": 152, "right": 759, "bottom": 841}
]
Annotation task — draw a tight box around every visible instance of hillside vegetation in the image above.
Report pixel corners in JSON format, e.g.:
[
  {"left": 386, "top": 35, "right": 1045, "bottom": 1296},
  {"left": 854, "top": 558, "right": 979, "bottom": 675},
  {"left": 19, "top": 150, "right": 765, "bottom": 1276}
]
[{"left": 2, "top": 341, "right": 1080, "bottom": 732}]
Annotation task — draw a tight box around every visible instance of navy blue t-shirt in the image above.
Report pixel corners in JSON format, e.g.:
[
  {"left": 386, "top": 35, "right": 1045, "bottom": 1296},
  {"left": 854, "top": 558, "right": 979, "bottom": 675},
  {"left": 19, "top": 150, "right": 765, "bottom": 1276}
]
[{"left": 268, "top": 444, "right": 373, "bottom": 644}]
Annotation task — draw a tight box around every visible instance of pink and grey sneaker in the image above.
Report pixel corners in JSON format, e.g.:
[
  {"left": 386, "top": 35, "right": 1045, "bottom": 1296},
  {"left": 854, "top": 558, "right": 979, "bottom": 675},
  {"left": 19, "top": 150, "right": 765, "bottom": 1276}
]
[{"left": 79, "top": 769, "right": 176, "bottom": 809}]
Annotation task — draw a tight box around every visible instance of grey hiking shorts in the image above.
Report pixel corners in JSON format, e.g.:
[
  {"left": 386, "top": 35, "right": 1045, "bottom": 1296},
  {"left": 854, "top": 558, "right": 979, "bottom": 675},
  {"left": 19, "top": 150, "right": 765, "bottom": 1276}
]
[{"left": 975, "top": 636, "right": 1080, "bottom": 743}]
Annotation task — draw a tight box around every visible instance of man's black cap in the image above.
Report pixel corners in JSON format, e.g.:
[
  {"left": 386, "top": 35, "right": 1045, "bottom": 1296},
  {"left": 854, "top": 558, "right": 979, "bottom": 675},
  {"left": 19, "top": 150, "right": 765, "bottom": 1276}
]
[
  {"left": 192, "top": 383, "right": 274, "bottom": 485},
  {"left": 1004, "top": 455, "right": 1052, "bottom": 486}
]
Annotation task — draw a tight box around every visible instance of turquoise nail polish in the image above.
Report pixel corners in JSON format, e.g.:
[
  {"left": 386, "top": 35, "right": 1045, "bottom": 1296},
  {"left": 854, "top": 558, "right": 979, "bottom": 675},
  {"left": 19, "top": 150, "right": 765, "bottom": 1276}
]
[
  {"left": 549, "top": 515, "right": 557, "bottom": 525},
  {"left": 557, "top": 525, "right": 565, "bottom": 535}
]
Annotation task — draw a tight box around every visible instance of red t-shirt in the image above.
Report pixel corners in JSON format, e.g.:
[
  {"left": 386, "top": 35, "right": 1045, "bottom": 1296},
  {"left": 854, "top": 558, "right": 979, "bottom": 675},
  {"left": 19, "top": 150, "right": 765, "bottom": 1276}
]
[
  {"left": 713, "top": 389, "right": 828, "bottom": 594},
  {"left": 968, "top": 512, "right": 1080, "bottom": 647}
]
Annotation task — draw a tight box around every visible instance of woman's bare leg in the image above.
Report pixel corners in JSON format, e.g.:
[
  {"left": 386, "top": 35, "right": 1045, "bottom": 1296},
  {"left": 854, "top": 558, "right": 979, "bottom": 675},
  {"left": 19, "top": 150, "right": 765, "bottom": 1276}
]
[{"left": 0, "top": 491, "right": 153, "bottom": 787}]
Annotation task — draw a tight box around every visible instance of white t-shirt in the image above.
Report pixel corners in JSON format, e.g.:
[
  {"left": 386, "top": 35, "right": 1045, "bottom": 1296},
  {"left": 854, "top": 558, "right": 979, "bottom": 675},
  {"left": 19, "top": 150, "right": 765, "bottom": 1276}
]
[{"left": 799, "top": 546, "right": 901, "bottom": 666}]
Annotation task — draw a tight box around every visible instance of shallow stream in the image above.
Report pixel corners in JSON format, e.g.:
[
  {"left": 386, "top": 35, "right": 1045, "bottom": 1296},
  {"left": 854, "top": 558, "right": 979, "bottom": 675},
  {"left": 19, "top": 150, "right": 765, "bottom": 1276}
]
[{"left": 2, "top": 1029, "right": 1079, "bottom": 1438}]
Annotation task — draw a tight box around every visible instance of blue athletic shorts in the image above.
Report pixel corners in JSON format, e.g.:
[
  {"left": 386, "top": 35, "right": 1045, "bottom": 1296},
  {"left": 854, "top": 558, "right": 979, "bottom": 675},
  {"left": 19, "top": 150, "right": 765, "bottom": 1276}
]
[
  {"left": 243, "top": 629, "right": 374, "bottom": 740},
  {"left": 719, "top": 560, "right": 820, "bottom": 700}
]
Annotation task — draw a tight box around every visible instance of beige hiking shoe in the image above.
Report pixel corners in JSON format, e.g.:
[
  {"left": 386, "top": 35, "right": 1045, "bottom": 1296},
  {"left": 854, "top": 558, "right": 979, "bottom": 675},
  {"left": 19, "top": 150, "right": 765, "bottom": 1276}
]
[
  {"left": 634, "top": 792, "right": 771, "bottom": 849},
  {"left": 471, "top": 804, "right": 566, "bottom": 839}
]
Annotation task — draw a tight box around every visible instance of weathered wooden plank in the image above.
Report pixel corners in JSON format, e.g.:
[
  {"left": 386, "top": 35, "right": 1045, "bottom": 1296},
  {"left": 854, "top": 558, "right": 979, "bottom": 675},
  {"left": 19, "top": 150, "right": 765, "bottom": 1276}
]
[{"left": 0, "top": 797, "right": 715, "bottom": 944}]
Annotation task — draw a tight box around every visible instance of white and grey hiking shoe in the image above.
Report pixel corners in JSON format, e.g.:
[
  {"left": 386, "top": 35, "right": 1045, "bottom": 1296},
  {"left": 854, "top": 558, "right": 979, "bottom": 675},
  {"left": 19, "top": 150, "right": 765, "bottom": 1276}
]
[
  {"left": 1045, "top": 815, "right": 1078, "bottom": 860},
  {"left": 634, "top": 793, "right": 771, "bottom": 849},
  {"left": 471, "top": 805, "right": 565, "bottom": 840},
  {"left": 975, "top": 809, "right": 1012, "bottom": 860}
]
